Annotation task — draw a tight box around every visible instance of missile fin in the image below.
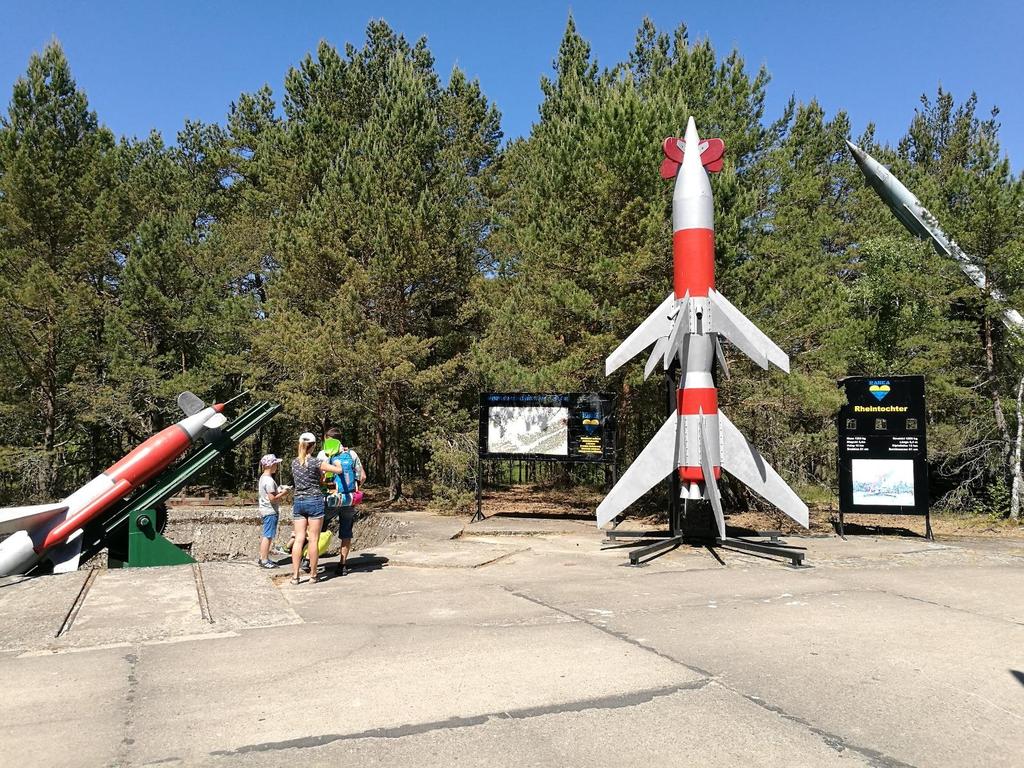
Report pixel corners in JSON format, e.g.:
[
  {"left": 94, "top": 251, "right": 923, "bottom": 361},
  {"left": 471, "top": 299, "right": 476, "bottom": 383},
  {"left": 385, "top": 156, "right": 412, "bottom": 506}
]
[
  {"left": 605, "top": 293, "right": 675, "bottom": 376},
  {"left": 49, "top": 534, "right": 83, "bottom": 574},
  {"left": 698, "top": 412, "right": 727, "bottom": 539},
  {"left": 203, "top": 412, "right": 228, "bottom": 429},
  {"left": 719, "top": 409, "right": 808, "bottom": 528},
  {"left": 0, "top": 503, "right": 67, "bottom": 535},
  {"left": 714, "top": 334, "right": 730, "bottom": 379},
  {"left": 596, "top": 413, "right": 677, "bottom": 527},
  {"left": 663, "top": 295, "right": 691, "bottom": 369},
  {"left": 708, "top": 290, "right": 789, "bottom": 372},
  {"left": 177, "top": 391, "right": 206, "bottom": 417},
  {"left": 644, "top": 336, "right": 668, "bottom": 380}
]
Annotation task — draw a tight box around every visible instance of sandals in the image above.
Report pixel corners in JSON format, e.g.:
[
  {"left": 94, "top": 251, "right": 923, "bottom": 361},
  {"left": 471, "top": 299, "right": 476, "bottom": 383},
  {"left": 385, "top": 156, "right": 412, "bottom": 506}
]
[
  {"left": 309, "top": 574, "right": 320, "bottom": 584},
  {"left": 289, "top": 576, "right": 300, "bottom": 585}
]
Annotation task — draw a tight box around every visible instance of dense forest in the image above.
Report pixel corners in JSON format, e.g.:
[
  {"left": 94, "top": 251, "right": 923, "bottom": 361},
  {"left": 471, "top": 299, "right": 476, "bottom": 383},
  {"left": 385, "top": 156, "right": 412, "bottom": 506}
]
[{"left": 1, "top": 18, "right": 1021, "bottom": 519}]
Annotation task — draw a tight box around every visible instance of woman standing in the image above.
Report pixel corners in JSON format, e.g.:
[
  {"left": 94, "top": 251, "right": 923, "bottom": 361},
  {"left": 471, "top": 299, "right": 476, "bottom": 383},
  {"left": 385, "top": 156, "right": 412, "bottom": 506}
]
[{"left": 289, "top": 432, "right": 344, "bottom": 584}]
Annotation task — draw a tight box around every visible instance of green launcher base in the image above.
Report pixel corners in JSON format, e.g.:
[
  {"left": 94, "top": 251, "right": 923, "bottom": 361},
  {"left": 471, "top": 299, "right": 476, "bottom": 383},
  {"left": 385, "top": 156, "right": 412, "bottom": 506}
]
[{"left": 124, "top": 507, "right": 195, "bottom": 567}]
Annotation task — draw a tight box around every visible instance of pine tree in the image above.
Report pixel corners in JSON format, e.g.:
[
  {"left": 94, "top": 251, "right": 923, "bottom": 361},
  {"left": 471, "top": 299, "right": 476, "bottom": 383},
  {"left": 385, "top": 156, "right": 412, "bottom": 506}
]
[{"left": 0, "top": 42, "right": 122, "bottom": 497}]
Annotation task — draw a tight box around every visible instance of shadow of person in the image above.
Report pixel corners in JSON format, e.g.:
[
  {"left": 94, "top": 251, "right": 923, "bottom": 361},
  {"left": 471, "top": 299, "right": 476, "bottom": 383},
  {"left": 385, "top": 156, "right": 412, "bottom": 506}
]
[
  {"left": 1011, "top": 670, "right": 1024, "bottom": 687},
  {"left": 319, "top": 553, "right": 390, "bottom": 580}
]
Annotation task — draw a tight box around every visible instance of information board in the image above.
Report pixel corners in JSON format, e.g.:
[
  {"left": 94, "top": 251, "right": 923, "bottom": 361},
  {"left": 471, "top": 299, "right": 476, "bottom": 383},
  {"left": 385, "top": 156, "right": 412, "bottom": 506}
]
[
  {"left": 478, "top": 392, "right": 616, "bottom": 463},
  {"left": 837, "top": 376, "right": 929, "bottom": 524}
]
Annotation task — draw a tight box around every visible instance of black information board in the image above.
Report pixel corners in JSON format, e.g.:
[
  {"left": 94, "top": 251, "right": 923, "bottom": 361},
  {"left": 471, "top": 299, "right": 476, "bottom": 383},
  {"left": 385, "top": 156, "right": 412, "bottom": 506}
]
[
  {"left": 478, "top": 392, "right": 616, "bottom": 463},
  {"left": 837, "top": 376, "right": 930, "bottom": 535}
]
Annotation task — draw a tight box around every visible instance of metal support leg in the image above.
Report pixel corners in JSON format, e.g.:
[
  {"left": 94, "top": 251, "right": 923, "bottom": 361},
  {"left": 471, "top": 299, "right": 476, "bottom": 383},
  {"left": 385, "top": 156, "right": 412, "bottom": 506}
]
[
  {"left": 628, "top": 535, "right": 684, "bottom": 565},
  {"left": 472, "top": 456, "right": 484, "bottom": 522},
  {"left": 718, "top": 536, "right": 806, "bottom": 567}
]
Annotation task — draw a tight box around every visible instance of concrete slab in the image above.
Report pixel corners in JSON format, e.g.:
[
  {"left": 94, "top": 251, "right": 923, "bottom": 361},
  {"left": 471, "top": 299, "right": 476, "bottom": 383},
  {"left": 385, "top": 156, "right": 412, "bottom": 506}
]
[
  {"left": 280, "top": 565, "right": 570, "bottom": 628},
  {"left": 3, "top": 511, "right": 1024, "bottom": 767},
  {"left": 839, "top": 565, "right": 1024, "bottom": 624},
  {"left": 207, "top": 684, "right": 873, "bottom": 768},
  {"left": 533, "top": 581, "right": 1024, "bottom": 767},
  {"left": 56, "top": 565, "right": 211, "bottom": 648},
  {"left": 127, "top": 618, "right": 700, "bottom": 765},
  {"left": 373, "top": 536, "right": 528, "bottom": 569},
  {"left": 0, "top": 570, "right": 89, "bottom": 652},
  {"left": 0, "top": 646, "right": 130, "bottom": 768},
  {"left": 198, "top": 561, "right": 302, "bottom": 631}
]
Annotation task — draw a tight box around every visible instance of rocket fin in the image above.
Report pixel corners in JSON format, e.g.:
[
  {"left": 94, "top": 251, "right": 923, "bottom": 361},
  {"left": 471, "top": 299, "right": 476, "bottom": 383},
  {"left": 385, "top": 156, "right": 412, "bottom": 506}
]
[
  {"left": 708, "top": 290, "right": 789, "bottom": 373},
  {"left": 698, "top": 413, "right": 727, "bottom": 539},
  {"left": 714, "top": 335, "right": 730, "bottom": 379},
  {"left": 606, "top": 293, "right": 675, "bottom": 376},
  {"left": 719, "top": 410, "right": 809, "bottom": 528},
  {"left": 203, "top": 412, "right": 228, "bottom": 429},
  {"left": 662, "top": 295, "right": 691, "bottom": 369},
  {"left": 0, "top": 503, "right": 67, "bottom": 535},
  {"left": 644, "top": 336, "right": 668, "bottom": 380},
  {"left": 49, "top": 534, "right": 83, "bottom": 574},
  {"left": 177, "top": 391, "right": 206, "bottom": 417},
  {"left": 596, "top": 414, "right": 677, "bottom": 527}
]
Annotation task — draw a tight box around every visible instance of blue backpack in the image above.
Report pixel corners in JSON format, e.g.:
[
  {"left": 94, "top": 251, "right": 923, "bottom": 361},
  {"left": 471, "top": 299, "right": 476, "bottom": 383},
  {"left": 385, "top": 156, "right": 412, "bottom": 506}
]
[{"left": 329, "top": 451, "right": 358, "bottom": 506}]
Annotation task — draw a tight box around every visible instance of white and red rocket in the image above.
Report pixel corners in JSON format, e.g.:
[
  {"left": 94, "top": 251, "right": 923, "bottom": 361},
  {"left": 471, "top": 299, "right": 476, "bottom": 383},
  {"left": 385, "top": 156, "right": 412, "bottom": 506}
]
[
  {"left": 0, "top": 392, "right": 228, "bottom": 576},
  {"left": 596, "top": 117, "right": 808, "bottom": 537}
]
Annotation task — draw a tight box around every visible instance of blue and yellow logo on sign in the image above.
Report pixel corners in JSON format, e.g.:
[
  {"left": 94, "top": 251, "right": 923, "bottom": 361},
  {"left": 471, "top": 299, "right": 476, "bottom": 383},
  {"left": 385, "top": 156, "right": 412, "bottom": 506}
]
[{"left": 869, "top": 380, "right": 891, "bottom": 401}]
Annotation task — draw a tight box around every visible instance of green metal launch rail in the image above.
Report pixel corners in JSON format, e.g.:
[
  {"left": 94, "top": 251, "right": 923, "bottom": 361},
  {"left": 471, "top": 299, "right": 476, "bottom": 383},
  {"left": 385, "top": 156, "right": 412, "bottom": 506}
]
[{"left": 78, "top": 400, "right": 282, "bottom": 568}]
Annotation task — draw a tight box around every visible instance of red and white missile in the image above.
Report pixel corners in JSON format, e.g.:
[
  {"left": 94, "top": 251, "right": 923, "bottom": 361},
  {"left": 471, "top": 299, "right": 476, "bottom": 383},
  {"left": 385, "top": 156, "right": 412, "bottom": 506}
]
[
  {"left": 0, "top": 392, "right": 228, "bottom": 576},
  {"left": 597, "top": 117, "right": 808, "bottom": 537}
]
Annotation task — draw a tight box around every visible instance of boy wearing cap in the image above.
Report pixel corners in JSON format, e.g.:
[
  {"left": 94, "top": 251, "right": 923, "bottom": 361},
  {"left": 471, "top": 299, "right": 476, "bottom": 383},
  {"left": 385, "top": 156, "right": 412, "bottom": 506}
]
[{"left": 257, "top": 454, "right": 291, "bottom": 568}]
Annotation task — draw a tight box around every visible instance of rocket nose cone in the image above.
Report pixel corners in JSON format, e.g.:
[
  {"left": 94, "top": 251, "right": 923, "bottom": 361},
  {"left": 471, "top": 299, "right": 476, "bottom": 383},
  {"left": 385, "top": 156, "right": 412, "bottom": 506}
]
[
  {"left": 213, "top": 403, "right": 225, "bottom": 413},
  {"left": 684, "top": 116, "right": 700, "bottom": 147},
  {"left": 846, "top": 140, "right": 867, "bottom": 165}
]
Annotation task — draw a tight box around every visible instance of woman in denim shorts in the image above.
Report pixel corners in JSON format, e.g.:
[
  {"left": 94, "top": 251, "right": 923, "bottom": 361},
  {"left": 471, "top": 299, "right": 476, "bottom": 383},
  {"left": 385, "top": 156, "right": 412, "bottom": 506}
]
[{"left": 289, "top": 432, "right": 343, "bottom": 583}]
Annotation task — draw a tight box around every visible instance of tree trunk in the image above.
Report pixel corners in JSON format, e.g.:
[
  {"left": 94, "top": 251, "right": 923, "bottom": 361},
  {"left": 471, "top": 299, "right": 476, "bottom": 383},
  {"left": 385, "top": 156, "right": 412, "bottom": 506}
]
[
  {"left": 1010, "top": 374, "right": 1024, "bottom": 521},
  {"left": 43, "top": 323, "right": 59, "bottom": 497},
  {"left": 983, "top": 313, "right": 1011, "bottom": 463},
  {"left": 387, "top": 398, "right": 403, "bottom": 501}
]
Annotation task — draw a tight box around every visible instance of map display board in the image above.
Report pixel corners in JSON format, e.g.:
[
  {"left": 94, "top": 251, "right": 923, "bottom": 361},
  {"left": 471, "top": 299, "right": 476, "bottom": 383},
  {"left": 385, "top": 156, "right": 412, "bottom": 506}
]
[
  {"left": 837, "top": 376, "right": 928, "bottom": 517},
  {"left": 478, "top": 393, "right": 616, "bottom": 463}
]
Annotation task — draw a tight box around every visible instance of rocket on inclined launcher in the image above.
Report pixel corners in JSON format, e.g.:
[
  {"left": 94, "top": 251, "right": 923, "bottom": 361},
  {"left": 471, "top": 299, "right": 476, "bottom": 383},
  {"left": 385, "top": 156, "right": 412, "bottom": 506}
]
[
  {"left": 596, "top": 117, "right": 808, "bottom": 538},
  {"left": 0, "top": 392, "right": 228, "bottom": 577}
]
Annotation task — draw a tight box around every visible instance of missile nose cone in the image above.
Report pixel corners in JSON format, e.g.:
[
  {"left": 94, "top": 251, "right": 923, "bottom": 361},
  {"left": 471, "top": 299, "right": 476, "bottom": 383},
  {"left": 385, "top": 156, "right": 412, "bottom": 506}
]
[
  {"left": 213, "top": 403, "right": 225, "bottom": 413},
  {"left": 846, "top": 140, "right": 866, "bottom": 163},
  {"left": 684, "top": 116, "right": 699, "bottom": 147}
]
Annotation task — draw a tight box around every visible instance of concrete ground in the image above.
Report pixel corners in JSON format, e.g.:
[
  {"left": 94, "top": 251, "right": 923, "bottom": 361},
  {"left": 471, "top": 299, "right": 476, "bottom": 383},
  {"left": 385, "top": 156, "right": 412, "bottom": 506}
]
[{"left": 1, "top": 511, "right": 1023, "bottom": 768}]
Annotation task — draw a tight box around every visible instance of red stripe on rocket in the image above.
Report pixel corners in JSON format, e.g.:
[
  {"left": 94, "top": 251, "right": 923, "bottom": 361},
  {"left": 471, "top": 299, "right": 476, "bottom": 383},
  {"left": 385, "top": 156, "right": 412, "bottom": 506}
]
[
  {"left": 0, "top": 394, "right": 228, "bottom": 576},
  {"left": 597, "top": 117, "right": 808, "bottom": 538}
]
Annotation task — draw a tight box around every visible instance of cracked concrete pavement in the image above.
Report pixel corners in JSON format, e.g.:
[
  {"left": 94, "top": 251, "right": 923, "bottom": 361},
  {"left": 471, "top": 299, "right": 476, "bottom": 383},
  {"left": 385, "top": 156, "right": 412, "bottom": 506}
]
[{"left": 1, "top": 510, "right": 1023, "bottom": 767}]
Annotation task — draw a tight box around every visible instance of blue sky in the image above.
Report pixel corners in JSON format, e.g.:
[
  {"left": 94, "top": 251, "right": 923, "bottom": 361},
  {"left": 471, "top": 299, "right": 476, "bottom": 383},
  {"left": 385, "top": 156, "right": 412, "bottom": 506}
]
[{"left": 2, "top": 1, "right": 1021, "bottom": 169}]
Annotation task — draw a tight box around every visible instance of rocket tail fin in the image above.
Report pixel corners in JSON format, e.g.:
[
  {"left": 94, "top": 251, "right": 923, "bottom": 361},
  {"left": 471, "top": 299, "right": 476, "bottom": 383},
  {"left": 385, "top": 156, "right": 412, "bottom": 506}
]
[
  {"left": 719, "top": 410, "right": 809, "bottom": 528},
  {"left": 204, "top": 413, "right": 228, "bottom": 429},
  {"left": 49, "top": 535, "right": 83, "bottom": 574},
  {"left": 177, "top": 391, "right": 207, "bottom": 417},
  {"left": 708, "top": 290, "right": 789, "bottom": 373},
  {"left": 0, "top": 503, "right": 67, "bottom": 535},
  {"left": 605, "top": 293, "right": 675, "bottom": 376},
  {"left": 596, "top": 413, "right": 677, "bottom": 527},
  {"left": 698, "top": 413, "right": 727, "bottom": 539},
  {"left": 644, "top": 337, "right": 668, "bottom": 380},
  {"left": 662, "top": 295, "right": 691, "bottom": 369}
]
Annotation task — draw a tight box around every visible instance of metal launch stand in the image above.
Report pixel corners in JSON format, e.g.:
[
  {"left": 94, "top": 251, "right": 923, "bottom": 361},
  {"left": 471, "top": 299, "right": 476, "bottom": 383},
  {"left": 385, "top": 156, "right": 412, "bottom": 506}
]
[{"left": 604, "top": 368, "right": 806, "bottom": 567}]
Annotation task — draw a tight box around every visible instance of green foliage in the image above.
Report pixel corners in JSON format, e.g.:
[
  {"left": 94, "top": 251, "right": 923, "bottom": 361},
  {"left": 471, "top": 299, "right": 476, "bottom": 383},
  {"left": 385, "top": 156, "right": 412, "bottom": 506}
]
[{"left": 0, "top": 22, "right": 1021, "bottom": 517}]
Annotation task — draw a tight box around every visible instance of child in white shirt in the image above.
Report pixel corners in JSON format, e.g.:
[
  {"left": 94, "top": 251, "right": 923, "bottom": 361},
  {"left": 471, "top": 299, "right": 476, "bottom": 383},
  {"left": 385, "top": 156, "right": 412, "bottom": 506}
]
[{"left": 257, "top": 454, "right": 291, "bottom": 568}]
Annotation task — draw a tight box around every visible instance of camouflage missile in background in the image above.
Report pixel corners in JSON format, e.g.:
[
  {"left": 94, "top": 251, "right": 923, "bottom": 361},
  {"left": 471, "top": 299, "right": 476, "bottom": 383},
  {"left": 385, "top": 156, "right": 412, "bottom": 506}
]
[
  {"left": 596, "top": 117, "right": 809, "bottom": 537},
  {"left": 846, "top": 140, "right": 1024, "bottom": 332}
]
